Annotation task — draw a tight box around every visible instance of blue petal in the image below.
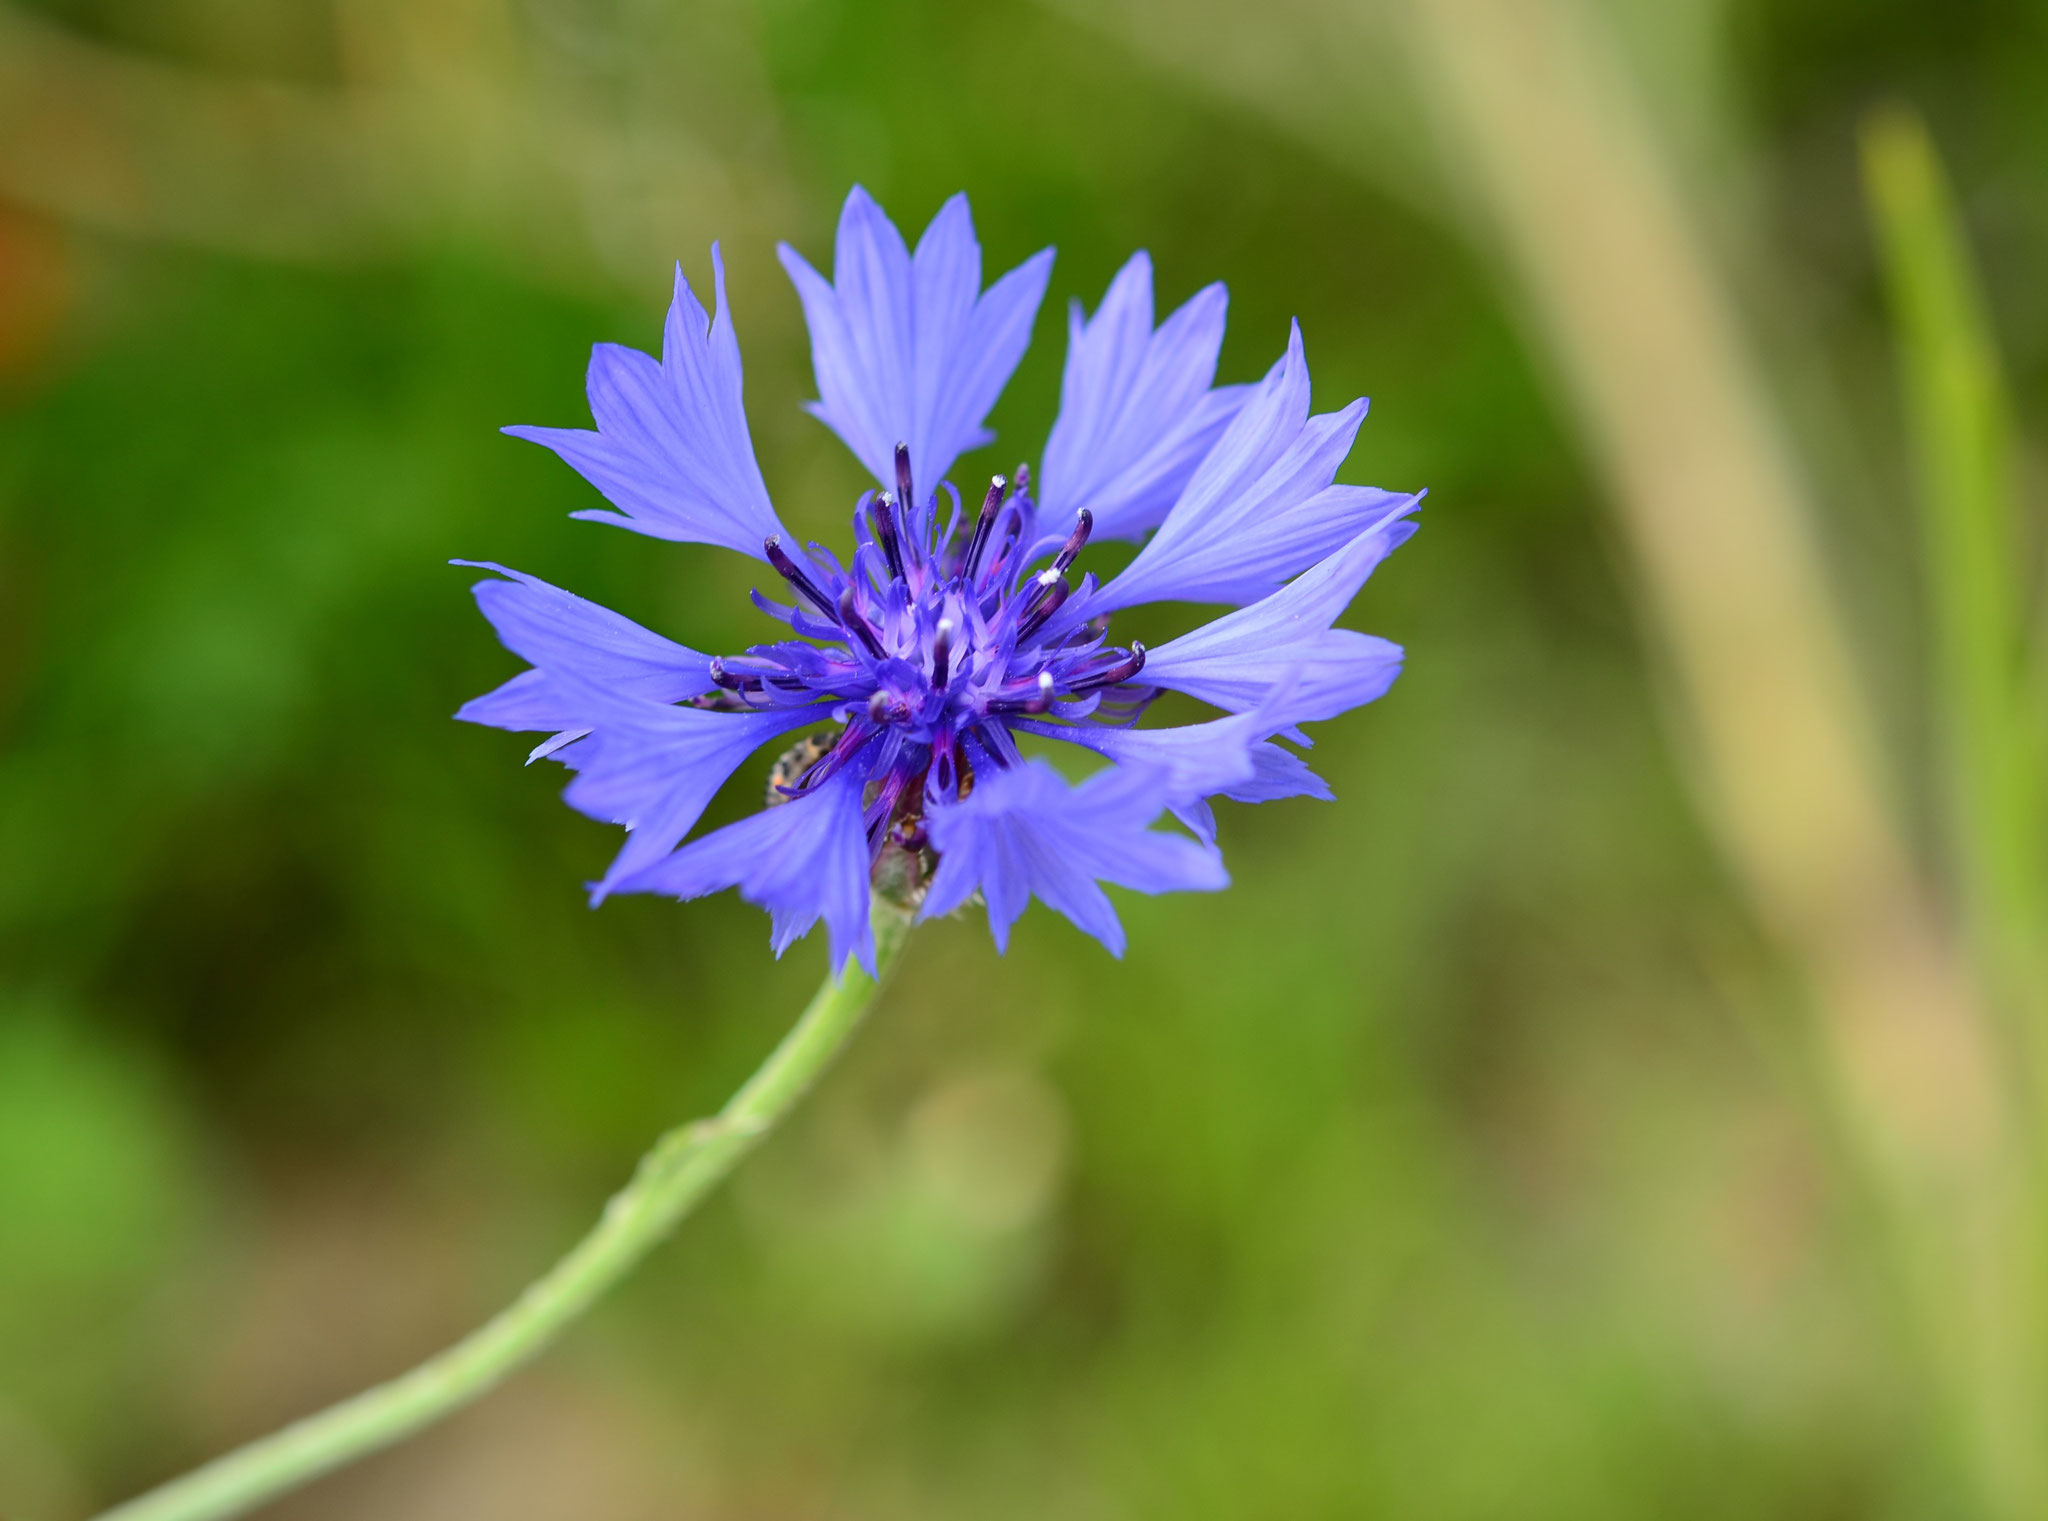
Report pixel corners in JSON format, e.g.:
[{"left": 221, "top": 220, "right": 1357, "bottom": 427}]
[
  {"left": 544, "top": 670, "right": 831, "bottom": 897},
  {"left": 1139, "top": 511, "right": 1417, "bottom": 722},
  {"left": 922, "top": 760, "right": 1228, "bottom": 956},
  {"left": 504, "top": 249, "right": 787, "bottom": 558},
  {"left": 452, "top": 562, "right": 715, "bottom": 738},
  {"left": 610, "top": 769, "right": 876, "bottom": 976},
  {"left": 1039, "top": 252, "right": 1250, "bottom": 543},
  {"left": 1016, "top": 715, "right": 1331, "bottom": 809},
  {"left": 779, "top": 187, "right": 1054, "bottom": 495},
  {"left": 457, "top": 668, "right": 571, "bottom": 737},
  {"left": 1089, "top": 322, "right": 1418, "bottom": 612},
  {"left": 1013, "top": 682, "right": 1331, "bottom": 849}
]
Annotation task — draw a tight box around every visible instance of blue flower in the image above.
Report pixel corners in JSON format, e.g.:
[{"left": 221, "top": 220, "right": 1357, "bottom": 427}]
[{"left": 462, "top": 187, "right": 1419, "bottom": 973}]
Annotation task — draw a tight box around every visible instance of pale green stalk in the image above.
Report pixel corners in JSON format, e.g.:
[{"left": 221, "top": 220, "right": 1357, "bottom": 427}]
[
  {"left": 1391, "top": 5, "right": 2036, "bottom": 1511},
  {"left": 93, "top": 900, "right": 916, "bottom": 1521},
  {"left": 1862, "top": 109, "right": 2048, "bottom": 1091}
]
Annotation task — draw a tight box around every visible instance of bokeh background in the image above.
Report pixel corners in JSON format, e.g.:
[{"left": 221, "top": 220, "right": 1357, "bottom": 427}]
[{"left": 4, "top": 0, "right": 2046, "bottom": 1516}]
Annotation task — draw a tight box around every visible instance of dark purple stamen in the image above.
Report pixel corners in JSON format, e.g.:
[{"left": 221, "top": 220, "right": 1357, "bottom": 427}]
[
  {"left": 1051, "top": 508, "right": 1093, "bottom": 575},
  {"left": 765, "top": 536, "right": 832, "bottom": 614},
  {"left": 708, "top": 451, "right": 1121, "bottom": 812},
  {"left": 963, "top": 476, "right": 1007, "bottom": 581},
  {"left": 981, "top": 512, "right": 1027, "bottom": 588},
  {"left": 985, "top": 671, "right": 1059, "bottom": 715},
  {"left": 1071, "top": 641, "right": 1146, "bottom": 692},
  {"left": 708, "top": 657, "right": 762, "bottom": 693},
  {"left": 869, "top": 495, "right": 906, "bottom": 581},
  {"left": 894, "top": 442, "right": 915, "bottom": 516},
  {"left": 837, "top": 587, "right": 886, "bottom": 659},
  {"left": 1017, "top": 570, "right": 1069, "bottom": 638}
]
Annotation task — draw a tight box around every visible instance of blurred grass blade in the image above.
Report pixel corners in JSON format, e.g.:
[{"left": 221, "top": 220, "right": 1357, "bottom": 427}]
[
  {"left": 1387, "top": 3, "right": 2036, "bottom": 1510},
  {"left": 1861, "top": 109, "right": 2046, "bottom": 1074}
]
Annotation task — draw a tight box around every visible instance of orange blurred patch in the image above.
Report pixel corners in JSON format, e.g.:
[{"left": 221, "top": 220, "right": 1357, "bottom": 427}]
[{"left": 0, "top": 201, "right": 69, "bottom": 383}]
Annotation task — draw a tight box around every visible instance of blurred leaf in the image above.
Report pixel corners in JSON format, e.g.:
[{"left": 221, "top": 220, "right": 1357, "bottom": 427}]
[
  {"left": 0, "top": 991, "right": 210, "bottom": 1475},
  {"left": 0, "top": 0, "right": 784, "bottom": 296},
  {"left": 0, "top": 997, "right": 200, "bottom": 1292}
]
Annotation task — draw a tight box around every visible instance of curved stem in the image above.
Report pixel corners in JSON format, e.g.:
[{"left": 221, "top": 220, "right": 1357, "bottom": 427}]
[{"left": 96, "top": 900, "right": 916, "bottom": 1521}]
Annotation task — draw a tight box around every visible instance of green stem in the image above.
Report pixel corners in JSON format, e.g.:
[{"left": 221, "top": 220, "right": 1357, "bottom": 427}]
[
  {"left": 1862, "top": 110, "right": 2046, "bottom": 1059},
  {"left": 96, "top": 900, "right": 916, "bottom": 1521},
  {"left": 1859, "top": 114, "right": 2048, "bottom": 1515}
]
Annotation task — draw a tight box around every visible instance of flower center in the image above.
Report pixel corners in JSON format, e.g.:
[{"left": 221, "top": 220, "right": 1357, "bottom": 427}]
[{"left": 699, "top": 445, "right": 1149, "bottom": 836}]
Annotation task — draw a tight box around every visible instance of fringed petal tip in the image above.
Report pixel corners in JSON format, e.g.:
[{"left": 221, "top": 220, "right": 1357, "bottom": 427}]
[
  {"left": 781, "top": 186, "right": 1053, "bottom": 496},
  {"left": 922, "top": 759, "right": 1229, "bottom": 956},
  {"left": 448, "top": 562, "right": 717, "bottom": 738},
  {"left": 500, "top": 254, "right": 785, "bottom": 558},
  {"left": 1090, "top": 321, "right": 1418, "bottom": 613},
  {"left": 607, "top": 769, "right": 876, "bottom": 976},
  {"left": 1040, "top": 251, "right": 1248, "bottom": 544},
  {"left": 1138, "top": 513, "right": 1418, "bottom": 724}
]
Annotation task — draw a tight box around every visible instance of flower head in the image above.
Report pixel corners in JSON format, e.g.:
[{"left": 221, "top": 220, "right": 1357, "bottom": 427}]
[{"left": 461, "top": 188, "right": 1419, "bottom": 972}]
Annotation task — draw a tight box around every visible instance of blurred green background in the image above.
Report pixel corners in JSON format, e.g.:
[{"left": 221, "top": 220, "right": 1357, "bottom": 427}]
[{"left": 3, "top": 0, "right": 2045, "bottom": 1516}]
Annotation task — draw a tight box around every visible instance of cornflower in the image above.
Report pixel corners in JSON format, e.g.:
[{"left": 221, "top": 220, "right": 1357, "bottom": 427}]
[{"left": 461, "top": 187, "right": 1419, "bottom": 969}]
